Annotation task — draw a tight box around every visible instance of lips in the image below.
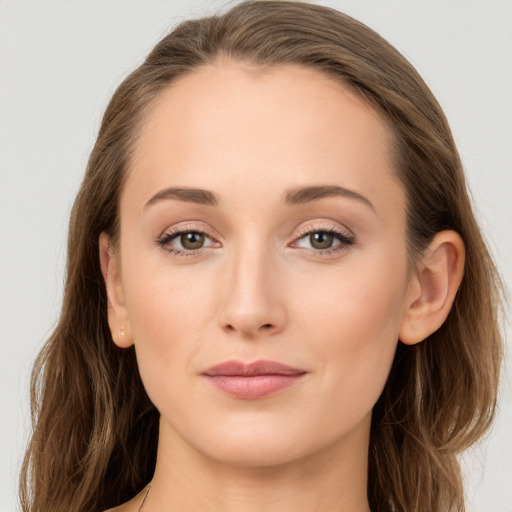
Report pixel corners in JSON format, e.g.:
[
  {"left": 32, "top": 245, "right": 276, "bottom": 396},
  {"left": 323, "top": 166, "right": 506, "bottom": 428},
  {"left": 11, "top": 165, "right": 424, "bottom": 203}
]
[
  {"left": 202, "top": 360, "right": 307, "bottom": 399},
  {"left": 203, "top": 359, "right": 306, "bottom": 377}
]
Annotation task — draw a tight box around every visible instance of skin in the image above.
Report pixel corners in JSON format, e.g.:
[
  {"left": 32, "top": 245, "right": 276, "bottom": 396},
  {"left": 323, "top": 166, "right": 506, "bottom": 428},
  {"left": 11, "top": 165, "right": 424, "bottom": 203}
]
[{"left": 100, "top": 59, "right": 465, "bottom": 512}]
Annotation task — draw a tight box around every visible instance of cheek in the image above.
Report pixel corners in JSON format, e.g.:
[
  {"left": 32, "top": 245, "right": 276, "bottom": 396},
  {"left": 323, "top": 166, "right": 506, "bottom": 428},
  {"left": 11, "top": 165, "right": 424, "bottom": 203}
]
[
  {"left": 298, "top": 252, "right": 408, "bottom": 408},
  {"left": 127, "top": 272, "right": 202, "bottom": 338},
  {"left": 121, "top": 258, "right": 215, "bottom": 400}
]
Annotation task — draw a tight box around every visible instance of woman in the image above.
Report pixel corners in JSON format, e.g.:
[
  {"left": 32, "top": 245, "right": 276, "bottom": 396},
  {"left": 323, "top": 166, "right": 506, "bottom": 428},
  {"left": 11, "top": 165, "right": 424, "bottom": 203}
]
[{"left": 19, "top": 1, "right": 503, "bottom": 511}]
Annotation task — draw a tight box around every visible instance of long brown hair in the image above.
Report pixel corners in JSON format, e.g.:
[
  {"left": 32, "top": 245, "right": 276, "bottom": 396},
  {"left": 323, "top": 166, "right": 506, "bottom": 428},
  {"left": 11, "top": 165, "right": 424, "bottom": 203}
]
[{"left": 19, "top": 2, "right": 503, "bottom": 511}]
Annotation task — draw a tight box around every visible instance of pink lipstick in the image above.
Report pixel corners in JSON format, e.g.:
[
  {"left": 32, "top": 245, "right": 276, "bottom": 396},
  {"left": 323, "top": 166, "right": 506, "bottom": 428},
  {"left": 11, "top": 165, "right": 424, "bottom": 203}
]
[{"left": 202, "top": 360, "right": 307, "bottom": 399}]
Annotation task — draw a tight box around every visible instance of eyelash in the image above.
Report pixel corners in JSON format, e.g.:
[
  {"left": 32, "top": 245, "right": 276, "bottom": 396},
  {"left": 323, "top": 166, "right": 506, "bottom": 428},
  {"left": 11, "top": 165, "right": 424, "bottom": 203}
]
[{"left": 156, "top": 223, "right": 355, "bottom": 258}]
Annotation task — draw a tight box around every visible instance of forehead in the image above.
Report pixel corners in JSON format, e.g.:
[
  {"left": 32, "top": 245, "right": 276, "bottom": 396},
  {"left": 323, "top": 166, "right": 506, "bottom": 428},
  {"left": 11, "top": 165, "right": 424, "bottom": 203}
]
[{"left": 125, "top": 59, "right": 404, "bottom": 218}]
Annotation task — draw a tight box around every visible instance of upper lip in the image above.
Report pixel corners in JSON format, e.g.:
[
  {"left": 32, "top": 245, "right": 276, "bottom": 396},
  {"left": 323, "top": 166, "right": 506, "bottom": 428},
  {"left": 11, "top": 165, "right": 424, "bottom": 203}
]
[{"left": 202, "top": 359, "right": 307, "bottom": 376}]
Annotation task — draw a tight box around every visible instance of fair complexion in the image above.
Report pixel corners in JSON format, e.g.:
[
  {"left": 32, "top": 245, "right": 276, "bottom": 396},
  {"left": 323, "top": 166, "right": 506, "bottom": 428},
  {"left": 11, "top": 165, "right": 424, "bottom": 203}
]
[{"left": 100, "top": 59, "right": 464, "bottom": 512}]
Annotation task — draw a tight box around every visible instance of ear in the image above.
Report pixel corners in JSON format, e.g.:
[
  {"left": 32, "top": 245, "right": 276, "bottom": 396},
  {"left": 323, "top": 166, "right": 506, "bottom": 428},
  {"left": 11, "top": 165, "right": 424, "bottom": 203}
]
[
  {"left": 99, "top": 232, "right": 134, "bottom": 348},
  {"left": 399, "top": 230, "right": 465, "bottom": 345}
]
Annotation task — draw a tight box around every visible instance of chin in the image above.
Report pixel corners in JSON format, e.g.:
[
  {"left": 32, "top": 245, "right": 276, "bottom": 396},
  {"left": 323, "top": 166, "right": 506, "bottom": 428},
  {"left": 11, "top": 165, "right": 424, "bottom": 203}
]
[
  {"left": 202, "top": 439, "right": 307, "bottom": 468},
  {"left": 187, "top": 419, "right": 352, "bottom": 469},
  {"left": 173, "top": 419, "right": 310, "bottom": 467}
]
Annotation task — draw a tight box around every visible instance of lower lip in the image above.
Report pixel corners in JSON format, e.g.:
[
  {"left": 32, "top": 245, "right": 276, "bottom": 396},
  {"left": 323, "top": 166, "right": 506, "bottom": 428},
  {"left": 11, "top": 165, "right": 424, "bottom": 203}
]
[{"left": 204, "top": 374, "right": 306, "bottom": 399}]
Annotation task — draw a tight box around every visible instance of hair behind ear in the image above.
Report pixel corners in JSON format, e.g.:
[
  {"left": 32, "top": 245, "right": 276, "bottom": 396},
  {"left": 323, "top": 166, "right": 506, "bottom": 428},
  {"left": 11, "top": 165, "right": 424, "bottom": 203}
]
[{"left": 369, "top": 223, "right": 502, "bottom": 510}]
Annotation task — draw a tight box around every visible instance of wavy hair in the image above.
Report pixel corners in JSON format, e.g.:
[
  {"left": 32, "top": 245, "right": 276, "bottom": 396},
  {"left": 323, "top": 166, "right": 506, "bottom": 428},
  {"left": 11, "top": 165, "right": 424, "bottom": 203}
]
[{"left": 19, "top": 2, "right": 503, "bottom": 511}]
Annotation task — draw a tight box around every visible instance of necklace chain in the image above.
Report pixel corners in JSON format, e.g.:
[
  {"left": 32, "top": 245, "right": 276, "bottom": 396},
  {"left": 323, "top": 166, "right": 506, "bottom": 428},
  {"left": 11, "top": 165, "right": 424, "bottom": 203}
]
[{"left": 137, "top": 484, "right": 152, "bottom": 512}]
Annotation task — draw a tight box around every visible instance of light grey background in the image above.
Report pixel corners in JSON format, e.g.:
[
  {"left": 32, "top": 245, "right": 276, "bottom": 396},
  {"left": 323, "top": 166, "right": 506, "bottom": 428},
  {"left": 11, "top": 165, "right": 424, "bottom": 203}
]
[{"left": 1, "top": 1, "right": 511, "bottom": 511}]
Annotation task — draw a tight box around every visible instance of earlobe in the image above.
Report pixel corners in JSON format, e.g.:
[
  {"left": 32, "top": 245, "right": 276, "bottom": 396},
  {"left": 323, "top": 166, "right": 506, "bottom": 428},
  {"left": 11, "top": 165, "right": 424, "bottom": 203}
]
[
  {"left": 99, "top": 233, "right": 134, "bottom": 348},
  {"left": 399, "top": 230, "right": 465, "bottom": 346}
]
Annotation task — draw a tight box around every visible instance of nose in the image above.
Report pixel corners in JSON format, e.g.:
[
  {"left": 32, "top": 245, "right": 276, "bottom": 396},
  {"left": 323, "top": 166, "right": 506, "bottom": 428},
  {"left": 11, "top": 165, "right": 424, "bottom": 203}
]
[{"left": 217, "top": 239, "right": 286, "bottom": 339}]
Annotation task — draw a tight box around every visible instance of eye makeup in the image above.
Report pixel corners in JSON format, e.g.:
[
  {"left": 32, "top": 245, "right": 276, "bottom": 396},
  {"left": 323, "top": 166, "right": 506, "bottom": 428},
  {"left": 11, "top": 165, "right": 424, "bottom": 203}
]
[{"left": 155, "top": 221, "right": 355, "bottom": 258}]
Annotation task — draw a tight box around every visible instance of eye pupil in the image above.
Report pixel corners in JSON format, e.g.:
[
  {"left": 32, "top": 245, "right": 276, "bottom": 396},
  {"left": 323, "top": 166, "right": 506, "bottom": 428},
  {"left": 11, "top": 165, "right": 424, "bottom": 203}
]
[
  {"left": 181, "top": 232, "right": 204, "bottom": 250},
  {"left": 310, "top": 232, "right": 333, "bottom": 249}
]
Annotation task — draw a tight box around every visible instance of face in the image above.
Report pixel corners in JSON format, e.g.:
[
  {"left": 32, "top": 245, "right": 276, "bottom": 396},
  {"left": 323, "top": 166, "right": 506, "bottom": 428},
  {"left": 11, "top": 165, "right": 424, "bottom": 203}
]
[{"left": 105, "top": 59, "right": 416, "bottom": 468}]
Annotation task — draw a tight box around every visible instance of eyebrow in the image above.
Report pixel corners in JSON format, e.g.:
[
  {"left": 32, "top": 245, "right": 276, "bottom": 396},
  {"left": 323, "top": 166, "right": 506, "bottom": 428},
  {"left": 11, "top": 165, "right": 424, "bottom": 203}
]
[
  {"left": 145, "top": 187, "right": 218, "bottom": 208},
  {"left": 284, "top": 184, "right": 374, "bottom": 210},
  {"left": 144, "top": 184, "right": 374, "bottom": 211}
]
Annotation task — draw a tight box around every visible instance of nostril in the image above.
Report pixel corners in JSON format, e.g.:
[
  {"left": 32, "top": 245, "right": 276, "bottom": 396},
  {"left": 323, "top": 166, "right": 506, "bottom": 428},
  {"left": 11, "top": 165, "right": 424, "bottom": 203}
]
[{"left": 222, "top": 321, "right": 279, "bottom": 335}]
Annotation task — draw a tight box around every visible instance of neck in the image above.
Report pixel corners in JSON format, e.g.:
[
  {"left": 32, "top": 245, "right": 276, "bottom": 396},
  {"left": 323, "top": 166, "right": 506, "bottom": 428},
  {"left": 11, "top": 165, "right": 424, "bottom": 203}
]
[{"left": 144, "top": 415, "right": 372, "bottom": 512}]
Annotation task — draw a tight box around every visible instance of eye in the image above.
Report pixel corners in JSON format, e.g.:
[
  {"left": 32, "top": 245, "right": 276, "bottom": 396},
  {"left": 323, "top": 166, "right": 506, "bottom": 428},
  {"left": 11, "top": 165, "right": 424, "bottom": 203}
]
[
  {"left": 157, "top": 226, "right": 218, "bottom": 256},
  {"left": 176, "top": 232, "right": 207, "bottom": 250},
  {"left": 304, "top": 232, "right": 337, "bottom": 250},
  {"left": 292, "top": 225, "right": 354, "bottom": 256}
]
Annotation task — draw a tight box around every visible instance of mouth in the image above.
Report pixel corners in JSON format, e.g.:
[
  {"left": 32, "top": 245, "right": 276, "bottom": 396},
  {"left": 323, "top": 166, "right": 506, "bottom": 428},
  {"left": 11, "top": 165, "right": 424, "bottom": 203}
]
[{"left": 202, "top": 359, "right": 308, "bottom": 400}]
